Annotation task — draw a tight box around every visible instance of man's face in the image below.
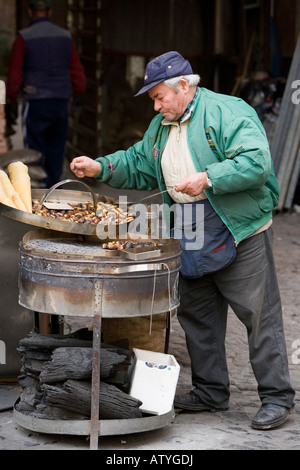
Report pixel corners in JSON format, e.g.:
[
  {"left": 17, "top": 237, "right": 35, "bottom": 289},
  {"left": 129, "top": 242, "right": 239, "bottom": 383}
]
[{"left": 148, "top": 81, "right": 189, "bottom": 121}]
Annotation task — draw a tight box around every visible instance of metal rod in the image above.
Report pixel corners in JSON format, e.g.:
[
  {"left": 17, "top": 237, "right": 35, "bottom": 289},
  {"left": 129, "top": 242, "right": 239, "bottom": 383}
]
[
  {"left": 39, "top": 313, "right": 52, "bottom": 335},
  {"left": 164, "top": 311, "right": 171, "bottom": 354},
  {"left": 90, "top": 280, "right": 103, "bottom": 450},
  {"left": 284, "top": 146, "right": 300, "bottom": 209},
  {"left": 277, "top": 107, "right": 300, "bottom": 210},
  {"left": 126, "top": 188, "right": 175, "bottom": 205},
  {"left": 37, "top": 179, "right": 98, "bottom": 213},
  {"left": 271, "top": 33, "right": 300, "bottom": 172}
]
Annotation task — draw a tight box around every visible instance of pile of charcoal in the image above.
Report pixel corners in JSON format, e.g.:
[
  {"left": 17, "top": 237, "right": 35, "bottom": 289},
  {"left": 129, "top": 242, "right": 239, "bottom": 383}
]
[{"left": 16, "top": 328, "right": 142, "bottom": 421}]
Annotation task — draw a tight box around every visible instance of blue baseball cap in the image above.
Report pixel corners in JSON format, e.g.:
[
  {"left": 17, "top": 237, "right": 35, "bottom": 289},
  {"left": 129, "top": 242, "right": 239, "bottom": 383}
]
[{"left": 134, "top": 51, "right": 193, "bottom": 97}]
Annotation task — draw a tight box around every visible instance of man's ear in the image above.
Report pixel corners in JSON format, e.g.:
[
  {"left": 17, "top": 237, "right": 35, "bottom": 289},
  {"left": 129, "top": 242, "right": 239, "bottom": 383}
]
[{"left": 180, "top": 79, "right": 189, "bottom": 93}]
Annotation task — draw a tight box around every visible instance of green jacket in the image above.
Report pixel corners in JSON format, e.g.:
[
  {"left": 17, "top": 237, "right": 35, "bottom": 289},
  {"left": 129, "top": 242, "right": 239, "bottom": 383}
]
[{"left": 96, "top": 87, "right": 279, "bottom": 244}]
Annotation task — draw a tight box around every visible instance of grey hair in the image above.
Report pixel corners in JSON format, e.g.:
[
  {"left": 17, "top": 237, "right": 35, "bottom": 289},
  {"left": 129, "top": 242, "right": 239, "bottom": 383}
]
[{"left": 164, "top": 74, "right": 201, "bottom": 89}]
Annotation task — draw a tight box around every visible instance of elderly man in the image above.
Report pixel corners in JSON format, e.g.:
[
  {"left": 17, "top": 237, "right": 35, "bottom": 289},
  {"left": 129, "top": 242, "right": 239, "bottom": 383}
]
[{"left": 70, "top": 51, "right": 295, "bottom": 430}]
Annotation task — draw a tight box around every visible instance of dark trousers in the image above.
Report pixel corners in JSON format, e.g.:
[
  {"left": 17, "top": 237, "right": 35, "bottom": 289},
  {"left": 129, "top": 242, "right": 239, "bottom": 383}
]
[
  {"left": 177, "top": 227, "right": 295, "bottom": 410},
  {"left": 23, "top": 99, "right": 69, "bottom": 188}
]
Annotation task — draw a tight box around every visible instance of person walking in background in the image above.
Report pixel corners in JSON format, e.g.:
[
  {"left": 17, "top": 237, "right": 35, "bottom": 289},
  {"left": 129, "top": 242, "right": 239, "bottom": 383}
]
[
  {"left": 6, "top": 0, "right": 86, "bottom": 188},
  {"left": 70, "top": 51, "right": 295, "bottom": 430}
]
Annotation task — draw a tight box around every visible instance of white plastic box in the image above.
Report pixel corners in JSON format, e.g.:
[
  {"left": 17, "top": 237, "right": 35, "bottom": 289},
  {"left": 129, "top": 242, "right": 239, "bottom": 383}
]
[{"left": 129, "top": 348, "right": 180, "bottom": 415}]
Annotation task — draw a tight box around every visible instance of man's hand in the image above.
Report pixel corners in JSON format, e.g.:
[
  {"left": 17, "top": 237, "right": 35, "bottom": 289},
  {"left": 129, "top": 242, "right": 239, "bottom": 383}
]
[
  {"left": 70, "top": 156, "right": 101, "bottom": 178},
  {"left": 175, "top": 172, "right": 210, "bottom": 196}
]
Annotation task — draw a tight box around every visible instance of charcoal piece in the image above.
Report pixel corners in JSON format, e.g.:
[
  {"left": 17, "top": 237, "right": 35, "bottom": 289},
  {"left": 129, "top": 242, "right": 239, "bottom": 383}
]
[
  {"left": 39, "top": 347, "right": 127, "bottom": 383},
  {"left": 42, "top": 380, "right": 143, "bottom": 419},
  {"left": 19, "top": 330, "right": 93, "bottom": 350}
]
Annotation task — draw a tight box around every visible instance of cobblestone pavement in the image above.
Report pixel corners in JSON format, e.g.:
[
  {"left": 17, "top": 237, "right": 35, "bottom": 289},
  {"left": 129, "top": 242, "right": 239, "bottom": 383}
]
[{"left": 0, "top": 211, "right": 299, "bottom": 451}]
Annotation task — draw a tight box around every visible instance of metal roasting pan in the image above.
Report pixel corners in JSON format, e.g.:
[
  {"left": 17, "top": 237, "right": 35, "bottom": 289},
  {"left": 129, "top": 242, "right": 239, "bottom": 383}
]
[{"left": 0, "top": 186, "right": 134, "bottom": 239}]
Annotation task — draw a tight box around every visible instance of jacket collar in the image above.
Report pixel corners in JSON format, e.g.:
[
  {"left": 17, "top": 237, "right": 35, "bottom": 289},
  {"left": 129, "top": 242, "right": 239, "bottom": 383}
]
[
  {"left": 30, "top": 17, "right": 51, "bottom": 26},
  {"left": 162, "top": 87, "right": 200, "bottom": 126}
]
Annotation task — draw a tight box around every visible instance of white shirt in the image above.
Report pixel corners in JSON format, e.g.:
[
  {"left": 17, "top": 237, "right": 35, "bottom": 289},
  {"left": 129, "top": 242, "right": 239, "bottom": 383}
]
[{"left": 161, "top": 116, "right": 207, "bottom": 203}]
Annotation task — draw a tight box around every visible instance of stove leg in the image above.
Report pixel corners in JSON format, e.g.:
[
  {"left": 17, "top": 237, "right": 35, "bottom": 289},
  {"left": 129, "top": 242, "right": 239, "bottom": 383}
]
[
  {"left": 34, "top": 312, "right": 61, "bottom": 334},
  {"left": 164, "top": 311, "right": 171, "bottom": 354},
  {"left": 90, "top": 280, "right": 103, "bottom": 450},
  {"left": 40, "top": 313, "right": 52, "bottom": 334}
]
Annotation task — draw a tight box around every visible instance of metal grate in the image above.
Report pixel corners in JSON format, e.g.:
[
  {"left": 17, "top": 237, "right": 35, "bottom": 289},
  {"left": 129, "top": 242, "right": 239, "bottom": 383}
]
[{"left": 24, "top": 238, "right": 105, "bottom": 256}]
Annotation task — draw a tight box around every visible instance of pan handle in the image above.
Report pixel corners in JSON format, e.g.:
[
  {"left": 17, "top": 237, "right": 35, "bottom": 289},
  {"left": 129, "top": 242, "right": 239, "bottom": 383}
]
[
  {"left": 36, "top": 179, "right": 98, "bottom": 213},
  {"left": 60, "top": 263, "right": 165, "bottom": 275},
  {"left": 105, "top": 263, "right": 165, "bottom": 274}
]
